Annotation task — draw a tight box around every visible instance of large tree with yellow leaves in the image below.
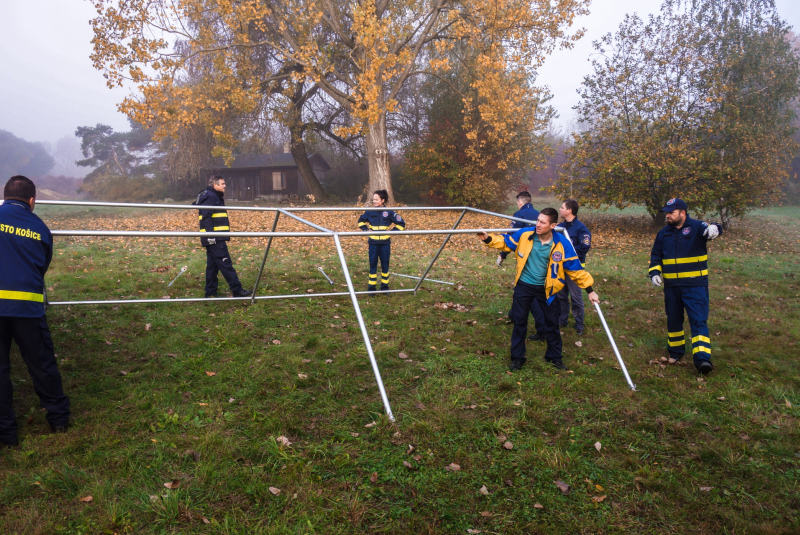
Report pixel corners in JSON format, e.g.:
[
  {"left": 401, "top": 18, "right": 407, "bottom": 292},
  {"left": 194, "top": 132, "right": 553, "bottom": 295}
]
[{"left": 89, "top": 0, "right": 588, "bottom": 204}]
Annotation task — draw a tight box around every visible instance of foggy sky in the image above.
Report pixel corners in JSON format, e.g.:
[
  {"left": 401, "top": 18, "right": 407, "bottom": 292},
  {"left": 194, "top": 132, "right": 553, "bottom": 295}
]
[{"left": 1, "top": 0, "right": 798, "bottom": 147}]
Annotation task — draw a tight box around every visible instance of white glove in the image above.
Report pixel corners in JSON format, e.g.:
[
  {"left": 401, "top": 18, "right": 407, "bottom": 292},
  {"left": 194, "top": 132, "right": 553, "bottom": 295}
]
[
  {"left": 651, "top": 274, "right": 663, "bottom": 287},
  {"left": 496, "top": 255, "right": 504, "bottom": 267},
  {"left": 207, "top": 238, "right": 216, "bottom": 245},
  {"left": 703, "top": 225, "right": 719, "bottom": 240}
]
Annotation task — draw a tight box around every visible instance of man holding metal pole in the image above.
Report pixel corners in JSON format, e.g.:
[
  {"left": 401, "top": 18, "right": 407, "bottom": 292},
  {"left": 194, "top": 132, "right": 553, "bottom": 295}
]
[
  {"left": 649, "top": 199, "right": 721, "bottom": 374},
  {"left": 478, "top": 208, "right": 600, "bottom": 372},
  {"left": 0, "top": 176, "right": 71, "bottom": 447},
  {"left": 557, "top": 199, "right": 592, "bottom": 335},
  {"left": 194, "top": 176, "right": 252, "bottom": 299}
]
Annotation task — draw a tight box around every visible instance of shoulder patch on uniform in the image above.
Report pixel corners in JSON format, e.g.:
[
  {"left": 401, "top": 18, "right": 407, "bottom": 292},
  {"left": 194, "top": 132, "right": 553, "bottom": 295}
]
[
  {"left": 382, "top": 211, "right": 388, "bottom": 217},
  {"left": 552, "top": 251, "right": 562, "bottom": 262},
  {"left": 396, "top": 214, "right": 402, "bottom": 221},
  {"left": 583, "top": 235, "right": 590, "bottom": 245},
  {"left": 682, "top": 227, "right": 691, "bottom": 235}
]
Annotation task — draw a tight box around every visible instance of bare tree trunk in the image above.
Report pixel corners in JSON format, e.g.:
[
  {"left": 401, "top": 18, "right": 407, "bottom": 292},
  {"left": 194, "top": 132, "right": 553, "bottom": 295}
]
[
  {"left": 364, "top": 113, "right": 394, "bottom": 205},
  {"left": 289, "top": 131, "right": 328, "bottom": 201}
]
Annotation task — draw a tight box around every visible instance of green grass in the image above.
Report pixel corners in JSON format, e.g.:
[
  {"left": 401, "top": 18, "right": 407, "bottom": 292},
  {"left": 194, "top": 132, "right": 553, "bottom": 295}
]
[{"left": 1, "top": 207, "right": 799, "bottom": 534}]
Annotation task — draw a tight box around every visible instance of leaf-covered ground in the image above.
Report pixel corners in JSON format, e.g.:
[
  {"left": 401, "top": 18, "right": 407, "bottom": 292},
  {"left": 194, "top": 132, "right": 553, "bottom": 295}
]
[{"left": 1, "top": 202, "right": 799, "bottom": 534}]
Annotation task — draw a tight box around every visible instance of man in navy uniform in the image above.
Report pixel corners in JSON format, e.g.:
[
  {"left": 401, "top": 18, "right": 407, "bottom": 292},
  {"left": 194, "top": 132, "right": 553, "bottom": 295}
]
[
  {"left": 196, "top": 176, "right": 252, "bottom": 299},
  {"left": 0, "top": 175, "right": 70, "bottom": 447},
  {"left": 649, "top": 198, "right": 722, "bottom": 374},
  {"left": 557, "top": 199, "right": 591, "bottom": 335},
  {"left": 496, "top": 191, "right": 539, "bottom": 268}
]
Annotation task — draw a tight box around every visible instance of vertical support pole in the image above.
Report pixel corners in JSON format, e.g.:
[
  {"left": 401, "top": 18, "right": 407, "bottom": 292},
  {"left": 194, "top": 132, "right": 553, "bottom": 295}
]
[
  {"left": 333, "top": 233, "right": 395, "bottom": 422},
  {"left": 414, "top": 209, "right": 466, "bottom": 293},
  {"left": 251, "top": 211, "right": 281, "bottom": 304}
]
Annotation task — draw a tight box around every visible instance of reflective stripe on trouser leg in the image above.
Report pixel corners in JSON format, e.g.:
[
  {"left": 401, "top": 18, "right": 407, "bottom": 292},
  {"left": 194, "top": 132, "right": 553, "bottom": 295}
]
[
  {"left": 682, "top": 286, "right": 711, "bottom": 366},
  {"left": 664, "top": 286, "right": 686, "bottom": 358},
  {"left": 381, "top": 272, "right": 390, "bottom": 285},
  {"left": 368, "top": 274, "right": 377, "bottom": 286}
]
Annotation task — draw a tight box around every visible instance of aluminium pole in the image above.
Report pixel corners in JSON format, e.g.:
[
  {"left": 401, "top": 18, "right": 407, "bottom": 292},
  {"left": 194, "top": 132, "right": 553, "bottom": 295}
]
[
  {"left": 333, "top": 233, "right": 395, "bottom": 422},
  {"left": 413, "top": 209, "right": 467, "bottom": 293},
  {"left": 251, "top": 211, "right": 281, "bottom": 304},
  {"left": 593, "top": 301, "right": 636, "bottom": 391}
]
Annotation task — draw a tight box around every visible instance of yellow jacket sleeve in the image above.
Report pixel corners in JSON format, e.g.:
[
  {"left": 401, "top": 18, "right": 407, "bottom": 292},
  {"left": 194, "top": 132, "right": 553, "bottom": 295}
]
[
  {"left": 563, "top": 267, "right": 595, "bottom": 290},
  {"left": 484, "top": 234, "right": 514, "bottom": 254}
]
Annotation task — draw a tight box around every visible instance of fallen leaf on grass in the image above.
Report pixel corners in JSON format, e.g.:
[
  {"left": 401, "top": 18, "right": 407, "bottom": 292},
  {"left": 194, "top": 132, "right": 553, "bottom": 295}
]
[
  {"left": 202, "top": 517, "right": 210, "bottom": 524},
  {"left": 717, "top": 396, "right": 726, "bottom": 401},
  {"left": 699, "top": 486, "right": 713, "bottom": 492},
  {"left": 364, "top": 422, "right": 377, "bottom": 428},
  {"left": 479, "top": 485, "right": 489, "bottom": 495},
  {"left": 272, "top": 339, "right": 281, "bottom": 345},
  {"left": 350, "top": 432, "right": 359, "bottom": 438},
  {"left": 302, "top": 359, "right": 311, "bottom": 363},
  {"left": 398, "top": 352, "right": 408, "bottom": 359},
  {"left": 786, "top": 399, "right": 793, "bottom": 408},
  {"left": 740, "top": 434, "right": 750, "bottom": 441},
  {"left": 205, "top": 371, "right": 216, "bottom": 377},
  {"left": 402, "top": 461, "right": 415, "bottom": 470},
  {"left": 184, "top": 450, "right": 201, "bottom": 462},
  {"left": 415, "top": 402, "right": 426, "bottom": 409},
  {"left": 554, "top": 480, "right": 571, "bottom": 495},
  {"left": 105, "top": 340, "right": 112, "bottom": 346},
  {"left": 594, "top": 441, "right": 602, "bottom": 452},
  {"left": 534, "top": 503, "right": 544, "bottom": 509},
  {"left": 467, "top": 530, "right": 482, "bottom": 534},
  {"left": 480, "top": 511, "right": 492, "bottom": 517},
  {"left": 297, "top": 373, "right": 308, "bottom": 379},
  {"left": 575, "top": 341, "right": 582, "bottom": 348},
  {"left": 120, "top": 370, "right": 127, "bottom": 376},
  {"left": 276, "top": 436, "right": 292, "bottom": 447},
  {"left": 445, "top": 463, "right": 461, "bottom": 471},
  {"left": 462, "top": 404, "right": 477, "bottom": 410},
  {"left": 592, "top": 495, "right": 607, "bottom": 503},
  {"left": 164, "top": 479, "right": 181, "bottom": 489},
  {"left": 145, "top": 323, "right": 151, "bottom": 331},
  {"left": 406, "top": 444, "right": 415, "bottom": 455},
  {"left": 198, "top": 402, "right": 209, "bottom": 406},
  {"left": 502, "top": 441, "right": 513, "bottom": 450},
  {"left": 269, "top": 487, "right": 281, "bottom": 495},
  {"left": 370, "top": 472, "right": 378, "bottom": 483},
  {"left": 79, "top": 495, "right": 93, "bottom": 502}
]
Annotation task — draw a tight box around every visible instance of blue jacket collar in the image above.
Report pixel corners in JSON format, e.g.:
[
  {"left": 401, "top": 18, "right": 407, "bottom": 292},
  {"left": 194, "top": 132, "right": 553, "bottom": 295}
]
[{"left": 3, "top": 199, "right": 32, "bottom": 211}]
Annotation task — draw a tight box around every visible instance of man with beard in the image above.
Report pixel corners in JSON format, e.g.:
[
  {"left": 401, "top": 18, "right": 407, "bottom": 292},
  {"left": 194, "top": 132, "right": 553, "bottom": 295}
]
[{"left": 649, "top": 198, "right": 722, "bottom": 374}]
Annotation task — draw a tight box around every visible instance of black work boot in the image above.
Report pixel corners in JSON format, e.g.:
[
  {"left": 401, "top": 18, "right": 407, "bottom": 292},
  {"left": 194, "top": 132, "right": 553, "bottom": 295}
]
[
  {"left": 508, "top": 360, "right": 525, "bottom": 372},
  {"left": 233, "top": 289, "right": 253, "bottom": 297},
  {"left": 527, "top": 332, "right": 546, "bottom": 342},
  {"left": 698, "top": 361, "right": 713, "bottom": 375},
  {"left": 549, "top": 360, "right": 569, "bottom": 371}
]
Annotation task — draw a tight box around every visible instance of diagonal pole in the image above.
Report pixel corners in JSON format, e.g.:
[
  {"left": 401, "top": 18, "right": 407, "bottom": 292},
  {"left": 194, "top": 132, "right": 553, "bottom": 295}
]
[
  {"left": 333, "top": 233, "right": 395, "bottom": 422},
  {"left": 414, "top": 209, "right": 466, "bottom": 293},
  {"left": 251, "top": 211, "right": 281, "bottom": 304},
  {"left": 593, "top": 301, "right": 637, "bottom": 391}
]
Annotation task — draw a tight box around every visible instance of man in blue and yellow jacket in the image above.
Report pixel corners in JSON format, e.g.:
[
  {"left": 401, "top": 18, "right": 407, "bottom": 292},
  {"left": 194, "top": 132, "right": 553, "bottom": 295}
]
[
  {"left": 195, "top": 176, "right": 251, "bottom": 299},
  {"left": 479, "top": 207, "right": 600, "bottom": 371},
  {"left": 0, "top": 176, "right": 70, "bottom": 447},
  {"left": 649, "top": 198, "right": 722, "bottom": 374}
]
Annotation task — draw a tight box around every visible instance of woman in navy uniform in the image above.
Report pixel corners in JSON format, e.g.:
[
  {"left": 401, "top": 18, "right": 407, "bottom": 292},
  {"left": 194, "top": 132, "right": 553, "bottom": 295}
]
[
  {"left": 649, "top": 198, "right": 722, "bottom": 374},
  {"left": 0, "top": 176, "right": 70, "bottom": 447},
  {"left": 357, "top": 190, "right": 406, "bottom": 292}
]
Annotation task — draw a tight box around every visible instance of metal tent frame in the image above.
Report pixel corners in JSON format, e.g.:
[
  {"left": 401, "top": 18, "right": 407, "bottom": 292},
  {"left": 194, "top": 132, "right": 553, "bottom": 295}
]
[{"left": 39, "top": 200, "right": 635, "bottom": 423}]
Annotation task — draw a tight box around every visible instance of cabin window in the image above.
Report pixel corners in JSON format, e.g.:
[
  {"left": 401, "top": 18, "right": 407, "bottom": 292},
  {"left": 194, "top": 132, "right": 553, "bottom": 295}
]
[{"left": 272, "top": 172, "right": 285, "bottom": 191}]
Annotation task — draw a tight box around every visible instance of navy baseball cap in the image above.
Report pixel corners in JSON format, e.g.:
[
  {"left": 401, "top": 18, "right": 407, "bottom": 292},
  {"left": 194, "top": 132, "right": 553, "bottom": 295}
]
[{"left": 660, "top": 198, "right": 688, "bottom": 212}]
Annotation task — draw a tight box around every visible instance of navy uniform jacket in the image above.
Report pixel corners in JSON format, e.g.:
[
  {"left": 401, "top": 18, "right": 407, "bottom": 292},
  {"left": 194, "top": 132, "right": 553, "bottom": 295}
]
[
  {"left": 195, "top": 187, "right": 231, "bottom": 247},
  {"left": 511, "top": 203, "right": 539, "bottom": 229},
  {"left": 560, "top": 218, "right": 591, "bottom": 265},
  {"left": 0, "top": 199, "right": 53, "bottom": 318},
  {"left": 649, "top": 217, "right": 722, "bottom": 287},
  {"left": 357, "top": 209, "right": 405, "bottom": 244}
]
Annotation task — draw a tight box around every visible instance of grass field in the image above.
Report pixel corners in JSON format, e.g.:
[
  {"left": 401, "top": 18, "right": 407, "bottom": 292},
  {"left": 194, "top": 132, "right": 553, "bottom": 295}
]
[{"left": 1, "top": 202, "right": 799, "bottom": 534}]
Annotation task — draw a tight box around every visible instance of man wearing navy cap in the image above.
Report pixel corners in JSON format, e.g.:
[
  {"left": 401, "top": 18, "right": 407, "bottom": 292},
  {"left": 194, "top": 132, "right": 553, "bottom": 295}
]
[{"left": 648, "top": 198, "right": 722, "bottom": 374}]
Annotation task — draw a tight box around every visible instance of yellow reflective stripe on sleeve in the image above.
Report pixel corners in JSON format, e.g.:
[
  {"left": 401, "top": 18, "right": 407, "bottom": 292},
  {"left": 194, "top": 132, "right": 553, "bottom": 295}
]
[
  {"left": 668, "top": 330, "right": 685, "bottom": 337},
  {"left": 370, "top": 225, "right": 390, "bottom": 230},
  {"left": 693, "top": 346, "right": 711, "bottom": 354},
  {"left": 663, "top": 270, "right": 709, "bottom": 279},
  {"left": 212, "top": 226, "right": 230, "bottom": 231},
  {"left": 692, "top": 335, "right": 711, "bottom": 344},
  {"left": 394, "top": 225, "right": 405, "bottom": 230},
  {"left": 668, "top": 340, "right": 685, "bottom": 347},
  {"left": 211, "top": 212, "right": 228, "bottom": 218},
  {"left": 200, "top": 229, "right": 206, "bottom": 232},
  {"left": 198, "top": 216, "right": 203, "bottom": 220},
  {"left": 662, "top": 255, "right": 708, "bottom": 265},
  {"left": 649, "top": 265, "right": 662, "bottom": 273},
  {"left": 372, "top": 235, "right": 391, "bottom": 240},
  {"left": 0, "top": 290, "right": 44, "bottom": 303},
  {"left": 358, "top": 222, "right": 368, "bottom": 227}
]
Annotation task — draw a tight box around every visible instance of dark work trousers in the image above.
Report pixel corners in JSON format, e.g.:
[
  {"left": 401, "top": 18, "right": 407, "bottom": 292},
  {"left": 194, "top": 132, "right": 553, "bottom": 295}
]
[
  {"left": 557, "top": 277, "right": 585, "bottom": 329},
  {"left": 510, "top": 281, "right": 563, "bottom": 365},
  {"left": 664, "top": 286, "right": 711, "bottom": 367},
  {"left": 368, "top": 242, "right": 391, "bottom": 290},
  {"left": 205, "top": 241, "right": 243, "bottom": 296},
  {"left": 0, "top": 316, "right": 70, "bottom": 443}
]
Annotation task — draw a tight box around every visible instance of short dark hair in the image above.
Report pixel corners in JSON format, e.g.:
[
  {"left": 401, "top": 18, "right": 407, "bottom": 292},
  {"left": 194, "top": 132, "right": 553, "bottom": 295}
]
[
  {"left": 516, "top": 191, "right": 532, "bottom": 203},
  {"left": 4, "top": 175, "right": 36, "bottom": 202},
  {"left": 373, "top": 189, "right": 388, "bottom": 204},
  {"left": 209, "top": 175, "right": 225, "bottom": 186},
  {"left": 540, "top": 207, "right": 558, "bottom": 224},
  {"left": 563, "top": 199, "right": 579, "bottom": 216}
]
